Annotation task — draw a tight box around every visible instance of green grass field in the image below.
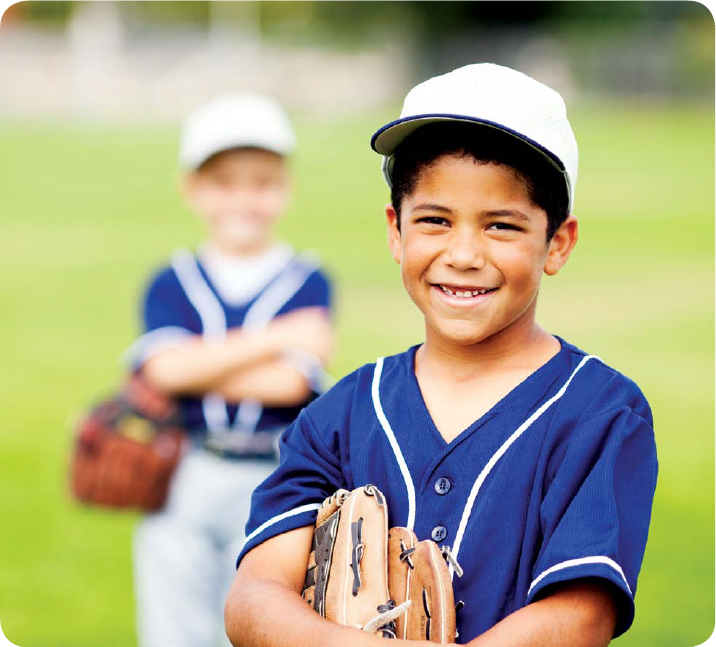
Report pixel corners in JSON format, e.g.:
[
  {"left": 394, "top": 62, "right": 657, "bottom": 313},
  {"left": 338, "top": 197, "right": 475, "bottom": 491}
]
[{"left": 0, "top": 101, "right": 713, "bottom": 647}]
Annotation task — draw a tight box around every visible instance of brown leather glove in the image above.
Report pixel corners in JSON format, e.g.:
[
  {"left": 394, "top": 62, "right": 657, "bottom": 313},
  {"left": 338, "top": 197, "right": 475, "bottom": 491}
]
[
  {"left": 302, "top": 485, "right": 458, "bottom": 642},
  {"left": 388, "top": 526, "right": 459, "bottom": 642},
  {"left": 70, "top": 374, "right": 187, "bottom": 511}
]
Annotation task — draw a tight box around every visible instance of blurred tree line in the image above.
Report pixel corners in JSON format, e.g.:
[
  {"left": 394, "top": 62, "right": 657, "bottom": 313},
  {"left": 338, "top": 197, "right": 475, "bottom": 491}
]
[
  {"left": 4, "top": 1, "right": 713, "bottom": 99},
  {"left": 9, "top": 1, "right": 708, "bottom": 37}
]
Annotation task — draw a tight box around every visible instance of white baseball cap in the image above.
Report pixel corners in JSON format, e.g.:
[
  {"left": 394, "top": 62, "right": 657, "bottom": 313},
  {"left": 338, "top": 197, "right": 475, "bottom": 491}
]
[
  {"left": 179, "top": 93, "right": 295, "bottom": 170},
  {"left": 371, "top": 63, "right": 578, "bottom": 211}
]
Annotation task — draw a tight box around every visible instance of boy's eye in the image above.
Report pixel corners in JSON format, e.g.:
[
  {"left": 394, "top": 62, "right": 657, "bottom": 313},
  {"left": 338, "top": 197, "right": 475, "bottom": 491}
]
[
  {"left": 415, "top": 216, "right": 449, "bottom": 226},
  {"left": 210, "top": 175, "right": 233, "bottom": 189},
  {"left": 488, "top": 222, "right": 521, "bottom": 231},
  {"left": 254, "top": 176, "right": 278, "bottom": 189}
]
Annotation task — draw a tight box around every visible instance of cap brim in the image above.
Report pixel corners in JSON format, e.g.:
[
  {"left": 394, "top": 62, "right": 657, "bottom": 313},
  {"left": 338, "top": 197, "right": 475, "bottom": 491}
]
[
  {"left": 372, "top": 114, "right": 571, "bottom": 208},
  {"left": 372, "top": 114, "right": 565, "bottom": 172}
]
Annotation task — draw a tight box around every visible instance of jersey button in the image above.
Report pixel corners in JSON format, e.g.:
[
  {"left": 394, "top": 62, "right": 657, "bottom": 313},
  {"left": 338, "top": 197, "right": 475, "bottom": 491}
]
[
  {"left": 431, "top": 525, "right": 447, "bottom": 542},
  {"left": 434, "top": 477, "right": 451, "bottom": 495}
]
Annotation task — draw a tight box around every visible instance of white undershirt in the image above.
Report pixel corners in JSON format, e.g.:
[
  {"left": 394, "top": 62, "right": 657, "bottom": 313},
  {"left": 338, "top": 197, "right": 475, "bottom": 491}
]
[{"left": 197, "top": 241, "right": 293, "bottom": 307}]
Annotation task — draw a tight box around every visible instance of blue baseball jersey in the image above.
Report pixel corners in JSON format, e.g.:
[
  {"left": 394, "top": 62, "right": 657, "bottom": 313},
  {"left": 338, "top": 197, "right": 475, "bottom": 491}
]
[
  {"left": 127, "top": 248, "right": 332, "bottom": 446},
  {"left": 237, "top": 338, "right": 657, "bottom": 641}
]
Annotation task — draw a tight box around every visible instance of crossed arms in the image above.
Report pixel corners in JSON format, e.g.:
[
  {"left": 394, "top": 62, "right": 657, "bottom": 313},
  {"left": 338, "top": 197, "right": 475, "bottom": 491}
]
[
  {"left": 142, "top": 307, "right": 332, "bottom": 406},
  {"left": 225, "top": 527, "right": 617, "bottom": 647}
]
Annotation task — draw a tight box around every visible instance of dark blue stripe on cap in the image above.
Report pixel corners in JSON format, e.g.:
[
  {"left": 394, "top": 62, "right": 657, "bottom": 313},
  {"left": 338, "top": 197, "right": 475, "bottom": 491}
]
[{"left": 370, "top": 113, "right": 566, "bottom": 172}]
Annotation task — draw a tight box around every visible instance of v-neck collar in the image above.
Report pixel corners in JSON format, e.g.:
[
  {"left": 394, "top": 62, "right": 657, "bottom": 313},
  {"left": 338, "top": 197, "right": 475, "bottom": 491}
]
[
  {"left": 403, "top": 337, "right": 569, "bottom": 449},
  {"left": 192, "top": 250, "right": 295, "bottom": 312}
]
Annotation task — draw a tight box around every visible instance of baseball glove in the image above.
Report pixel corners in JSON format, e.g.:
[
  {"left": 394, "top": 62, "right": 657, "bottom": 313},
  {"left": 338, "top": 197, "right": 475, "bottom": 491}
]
[
  {"left": 388, "top": 526, "right": 462, "bottom": 642},
  {"left": 70, "top": 374, "right": 187, "bottom": 511},
  {"left": 302, "top": 485, "right": 459, "bottom": 642}
]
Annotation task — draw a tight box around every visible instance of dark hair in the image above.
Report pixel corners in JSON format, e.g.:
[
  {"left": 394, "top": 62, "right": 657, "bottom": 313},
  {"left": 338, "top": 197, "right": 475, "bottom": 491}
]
[
  {"left": 196, "top": 146, "right": 285, "bottom": 172},
  {"left": 389, "top": 123, "right": 569, "bottom": 240}
]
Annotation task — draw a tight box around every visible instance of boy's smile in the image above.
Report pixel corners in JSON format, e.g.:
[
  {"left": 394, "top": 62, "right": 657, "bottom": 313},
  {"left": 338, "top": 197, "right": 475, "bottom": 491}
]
[{"left": 387, "top": 154, "right": 576, "bottom": 350}]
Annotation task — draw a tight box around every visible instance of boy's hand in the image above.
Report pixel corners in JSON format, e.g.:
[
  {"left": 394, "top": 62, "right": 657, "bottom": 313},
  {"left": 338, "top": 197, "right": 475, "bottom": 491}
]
[
  {"left": 465, "top": 580, "right": 617, "bottom": 647},
  {"left": 262, "top": 307, "right": 333, "bottom": 363},
  {"left": 225, "top": 527, "right": 430, "bottom": 647}
]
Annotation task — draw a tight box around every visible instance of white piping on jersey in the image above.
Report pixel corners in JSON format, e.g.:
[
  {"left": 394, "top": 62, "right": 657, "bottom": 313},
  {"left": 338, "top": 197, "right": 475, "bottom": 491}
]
[
  {"left": 242, "top": 252, "right": 319, "bottom": 330},
  {"left": 233, "top": 399, "right": 264, "bottom": 433},
  {"left": 122, "top": 325, "right": 193, "bottom": 366},
  {"left": 170, "top": 249, "right": 323, "bottom": 434},
  {"left": 233, "top": 253, "right": 320, "bottom": 433},
  {"left": 372, "top": 357, "right": 417, "bottom": 531},
  {"left": 241, "top": 502, "right": 322, "bottom": 549},
  {"left": 528, "top": 556, "right": 632, "bottom": 597},
  {"left": 171, "top": 249, "right": 230, "bottom": 431},
  {"left": 171, "top": 249, "right": 227, "bottom": 338},
  {"left": 449, "top": 354, "right": 599, "bottom": 579}
]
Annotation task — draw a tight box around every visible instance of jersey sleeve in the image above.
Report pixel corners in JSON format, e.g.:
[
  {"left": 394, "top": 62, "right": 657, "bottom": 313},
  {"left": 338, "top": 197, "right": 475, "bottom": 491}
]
[
  {"left": 124, "top": 266, "right": 202, "bottom": 369},
  {"left": 527, "top": 382, "right": 658, "bottom": 637},
  {"left": 236, "top": 403, "right": 345, "bottom": 566},
  {"left": 278, "top": 267, "right": 333, "bottom": 314},
  {"left": 277, "top": 266, "right": 334, "bottom": 392}
]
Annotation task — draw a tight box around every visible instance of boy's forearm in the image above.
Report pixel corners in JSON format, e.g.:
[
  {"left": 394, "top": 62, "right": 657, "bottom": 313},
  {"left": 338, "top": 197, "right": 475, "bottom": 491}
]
[
  {"left": 227, "top": 527, "right": 433, "bottom": 647},
  {"left": 213, "top": 360, "right": 314, "bottom": 406},
  {"left": 142, "top": 308, "right": 332, "bottom": 396},
  {"left": 225, "top": 573, "right": 428, "bottom": 647},
  {"left": 464, "top": 581, "right": 616, "bottom": 647},
  {"left": 142, "top": 330, "right": 279, "bottom": 395}
]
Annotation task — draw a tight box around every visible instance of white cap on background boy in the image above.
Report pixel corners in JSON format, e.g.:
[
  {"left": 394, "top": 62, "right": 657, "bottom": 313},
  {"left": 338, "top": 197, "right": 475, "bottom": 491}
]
[{"left": 179, "top": 93, "right": 296, "bottom": 170}]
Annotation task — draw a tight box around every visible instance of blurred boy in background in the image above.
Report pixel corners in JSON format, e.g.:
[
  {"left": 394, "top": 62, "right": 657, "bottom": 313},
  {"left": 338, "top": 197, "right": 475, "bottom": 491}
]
[{"left": 126, "top": 93, "right": 333, "bottom": 647}]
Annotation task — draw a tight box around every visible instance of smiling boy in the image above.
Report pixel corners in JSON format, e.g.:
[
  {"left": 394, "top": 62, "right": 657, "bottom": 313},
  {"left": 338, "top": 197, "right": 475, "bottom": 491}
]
[{"left": 225, "top": 64, "right": 657, "bottom": 646}]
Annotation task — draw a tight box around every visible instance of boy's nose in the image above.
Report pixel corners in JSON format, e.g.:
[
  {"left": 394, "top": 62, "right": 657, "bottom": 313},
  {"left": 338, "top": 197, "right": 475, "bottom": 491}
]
[
  {"left": 226, "top": 187, "right": 258, "bottom": 209},
  {"left": 444, "top": 230, "right": 485, "bottom": 271}
]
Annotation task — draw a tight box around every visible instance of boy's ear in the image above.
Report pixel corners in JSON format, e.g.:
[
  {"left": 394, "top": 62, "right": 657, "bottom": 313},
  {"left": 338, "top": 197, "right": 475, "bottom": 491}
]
[
  {"left": 544, "top": 215, "right": 578, "bottom": 276},
  {"left": 180, "top": 172, "right": 199, "bottom": 207},
  {"left": 386, "top": 204, "right": 402, "bottom": 265}
]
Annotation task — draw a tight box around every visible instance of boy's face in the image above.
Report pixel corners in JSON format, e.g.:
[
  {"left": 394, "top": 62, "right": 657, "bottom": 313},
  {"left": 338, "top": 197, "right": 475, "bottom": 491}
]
[
  {"left": 183, "top": 148, "right": 290, "bottom": 254},
  {"left": 386, "top": 154, "right": 577, "bottom": 348}
]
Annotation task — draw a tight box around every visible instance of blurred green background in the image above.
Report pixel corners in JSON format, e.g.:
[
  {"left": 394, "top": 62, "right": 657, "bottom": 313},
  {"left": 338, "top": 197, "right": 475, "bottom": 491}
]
[{"left": 0, "top": 2, "right": 713, "bottom": 647}]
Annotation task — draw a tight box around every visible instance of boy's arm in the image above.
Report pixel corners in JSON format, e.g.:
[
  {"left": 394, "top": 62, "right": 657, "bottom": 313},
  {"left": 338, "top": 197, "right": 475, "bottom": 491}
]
[
  {"left": 142, "top": 307, "right": 331, "bottom": 397},
  {"left": 225, "top": 528, "right": 428, "bottom": 647},
  {"left": 211, "top": 359, "right": 317, "bottom": 406},
  {"left": 227, "top": 535, "right": 615, "bottom": 647},
  {"left": 465, "top": 580, "right": 617, "bottom": 647}
]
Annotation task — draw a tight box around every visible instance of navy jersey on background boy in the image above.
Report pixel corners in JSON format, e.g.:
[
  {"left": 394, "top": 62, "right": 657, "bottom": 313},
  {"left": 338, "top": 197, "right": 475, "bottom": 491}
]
[{"left": 130, "top": 246, "right": 331, "bottom": 451}]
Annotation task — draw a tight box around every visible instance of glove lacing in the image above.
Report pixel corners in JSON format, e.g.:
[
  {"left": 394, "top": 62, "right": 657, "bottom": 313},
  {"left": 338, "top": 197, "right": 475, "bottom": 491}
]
[
  {"left": 441, "top": 545, "right": 464, "bottom": 578},
  {"left": 398, "top": 541, "right": 415, "bottom": 569},
  {"left": 361, "top": 598, "right": 412, "bottom": 637}
]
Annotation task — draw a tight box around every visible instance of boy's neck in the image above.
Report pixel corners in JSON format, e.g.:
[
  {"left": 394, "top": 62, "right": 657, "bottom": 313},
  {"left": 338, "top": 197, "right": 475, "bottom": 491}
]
[{"left": 418, "top": 318, "right": 558, "bottom": 382}]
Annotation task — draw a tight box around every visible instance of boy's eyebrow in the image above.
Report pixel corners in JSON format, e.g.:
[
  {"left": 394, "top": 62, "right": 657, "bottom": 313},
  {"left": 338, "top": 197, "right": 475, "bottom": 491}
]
[
  {"left": 482, "top": 209, "right": 530, "bottom": 221},
  {"left": 410, "top": 206, "right": 532, "bottom": 221},
  {"left": 411, "top": 203, "right": 453, "bottom": 213}
]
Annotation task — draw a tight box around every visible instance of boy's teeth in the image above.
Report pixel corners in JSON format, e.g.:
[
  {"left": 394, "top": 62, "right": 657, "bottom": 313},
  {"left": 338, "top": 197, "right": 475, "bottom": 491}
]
[{"left": 440, "top": 285, "right": 489, "bottom": 298}]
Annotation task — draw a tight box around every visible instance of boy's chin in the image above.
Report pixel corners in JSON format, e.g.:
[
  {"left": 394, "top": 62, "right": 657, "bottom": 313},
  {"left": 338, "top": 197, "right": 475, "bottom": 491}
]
[
  {"left": 212, "top": 229, "right": 273, "bottom": 254},
  {"left": 429, "top": 320, "right": 494, "bottom": 347}
]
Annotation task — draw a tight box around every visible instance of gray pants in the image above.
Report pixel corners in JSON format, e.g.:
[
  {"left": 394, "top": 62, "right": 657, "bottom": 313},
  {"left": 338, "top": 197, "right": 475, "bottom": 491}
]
[{"left": 134, "top": 448, "right": 276, "bottom": 647}]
